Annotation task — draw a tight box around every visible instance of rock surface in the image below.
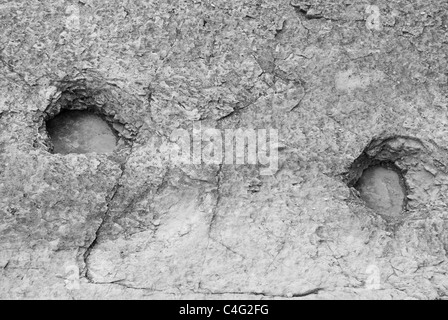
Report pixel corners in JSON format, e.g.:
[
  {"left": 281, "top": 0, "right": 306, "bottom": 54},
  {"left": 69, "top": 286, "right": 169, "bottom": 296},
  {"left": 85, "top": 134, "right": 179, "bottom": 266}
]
[{"left": 1, "top": 0, "right": 448, "bottom": 299}]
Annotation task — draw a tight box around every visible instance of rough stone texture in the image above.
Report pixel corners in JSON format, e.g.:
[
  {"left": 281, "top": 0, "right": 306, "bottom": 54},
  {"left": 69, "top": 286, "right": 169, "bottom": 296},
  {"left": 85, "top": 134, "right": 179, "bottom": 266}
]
[{"left": 1, "top": 0, "right": 448, "bottom": 300}]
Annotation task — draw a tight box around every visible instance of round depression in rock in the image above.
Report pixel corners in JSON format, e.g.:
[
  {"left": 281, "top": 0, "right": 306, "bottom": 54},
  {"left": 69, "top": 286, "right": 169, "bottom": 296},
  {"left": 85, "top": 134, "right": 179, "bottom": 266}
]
[
  {"left": 46, "top": 110, "right": 118, "bottom": 155},
  {"left": 355, "top": 166, "right": 406, "bottom": 217}
]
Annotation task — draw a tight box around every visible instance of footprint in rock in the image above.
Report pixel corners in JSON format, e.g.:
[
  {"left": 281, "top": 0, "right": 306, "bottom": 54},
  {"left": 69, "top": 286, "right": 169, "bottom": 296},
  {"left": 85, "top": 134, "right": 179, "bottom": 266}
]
[
  {"left": 46, "top": 110, "right": 118, "bottom": 155},
  {"left": 355, "top": 166, "right": 406, "bottom": 217}
]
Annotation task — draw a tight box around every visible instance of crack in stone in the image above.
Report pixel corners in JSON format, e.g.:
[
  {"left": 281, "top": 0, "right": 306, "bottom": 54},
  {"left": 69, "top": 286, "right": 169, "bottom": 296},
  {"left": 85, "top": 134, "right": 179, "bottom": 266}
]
[
  {"left": 216, "top": 92, "right": 266, "bottom": 123},
  {"left": 196, "top": 288, "right": 324, "bottom": 298},
  {"left": 216, "top": 107, "right": 240, "bottom": 122},
  {"left": 88, "top": 279, "right": 324, "bottom": 298},
  {"left": 210, "top": 237, "right": 245, "bottom": 259},
  {"left": 81, "top": 171, "right": 124, "bottom": 281},
  {"left": 265, "top": 238, "right": 287, "bottom": 274},
  {"left": 196, "top": 164, "right": 224, "bottom": 290},
  {"left": 289, "top": 89, "right": 308, "bottom": 112},
  {"left": 1, "top": 261, "right": 10, "bottom": 270},
  {"left": 80, "top": 146, "right": 136, "bottom": 281},
  {"left": 88, "top": 280, "right": 166, "bottom": 293},
  {"left": 209, "top": 164, "right": 224, "bottom": 232}
]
